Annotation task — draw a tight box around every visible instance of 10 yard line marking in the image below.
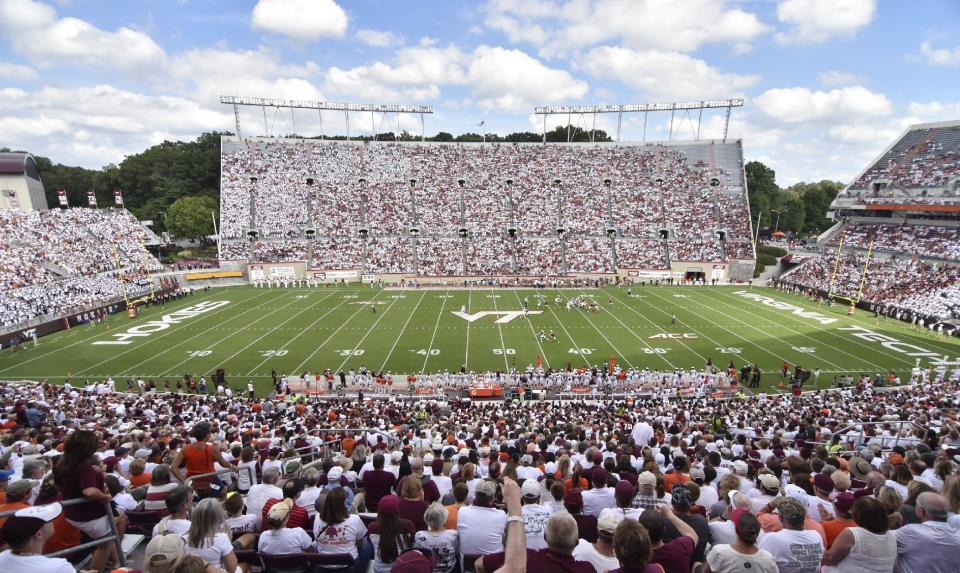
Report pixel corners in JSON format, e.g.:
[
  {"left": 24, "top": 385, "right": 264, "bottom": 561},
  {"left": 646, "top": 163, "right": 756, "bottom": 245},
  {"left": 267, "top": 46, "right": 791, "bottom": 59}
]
[
  {"left": 379, "top": 291, "right": 427, "bottom": 371},
  {"left": 422, "top": 289, "right": 450, "bottom": 373},
  {"left": 291, "top": 290, "right": 386, "bottom": 373},
  {"left": 0, "top": 289, "right": 224, "bottom": 374},
  {"left": 77, "top": 290, "right": 277, "bottom": 376}
]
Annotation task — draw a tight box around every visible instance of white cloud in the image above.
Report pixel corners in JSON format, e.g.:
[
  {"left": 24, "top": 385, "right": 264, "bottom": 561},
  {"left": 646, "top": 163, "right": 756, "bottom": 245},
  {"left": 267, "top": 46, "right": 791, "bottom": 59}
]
[
  {"left": 577, "top": 47, "right": 759, "bottom": 101},
  {"left": 0, "top": 60, "right": 37, "bottom": 81},
  {"left": 907, "top": 100, "right": 960, "bottom": 119},
  {"left": 251, "top": 0, "right": 348, "bottom": 42},
  {"left": 0, "top": 0, "right": 165, "bottom": 72},
  {"left": 775, "top": 0, "right": 876, "bottom": 43},
  {"left": 920, "top": 40, "right": 960, "bottom": 67},
  {"left": 484, "top": 0, "right": 769, "bottom": 56},
  {"left": 753, "top": 86, "right": 892, "bottom": 123},
  {"left": 818, "top": 70, "right": 863, "bottom": 86},
  {"left": 324, "top": 44, "right": 469, "bottom": 102},
  {"left": 467, "top": 46, "right": 587, "bottom": 111},
  {"left": 356, "top": 29, "right": 403, "bottom": 47}
]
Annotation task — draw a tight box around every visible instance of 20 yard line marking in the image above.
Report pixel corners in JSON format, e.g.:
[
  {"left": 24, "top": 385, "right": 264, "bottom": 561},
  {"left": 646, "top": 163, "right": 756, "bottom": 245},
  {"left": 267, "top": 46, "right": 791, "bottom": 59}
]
[
  {"left": 379, "top": 290, "right": 427, "bottom": 371},
  {"left": 421, "top": 289, "right": 450, "bottom": 373},
  {"left": 291, "top": 290, "right": 387, "bottom": 373}
]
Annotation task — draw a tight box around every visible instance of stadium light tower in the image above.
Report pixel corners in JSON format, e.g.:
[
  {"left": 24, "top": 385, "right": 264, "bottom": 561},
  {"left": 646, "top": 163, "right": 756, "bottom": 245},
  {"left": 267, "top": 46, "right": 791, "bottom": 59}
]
[
  {"left": 220, "top": 96, "right": 434, "bottom": 140},
  {"left": 533, "top": 99, "right": 744, "bottom": 143}
]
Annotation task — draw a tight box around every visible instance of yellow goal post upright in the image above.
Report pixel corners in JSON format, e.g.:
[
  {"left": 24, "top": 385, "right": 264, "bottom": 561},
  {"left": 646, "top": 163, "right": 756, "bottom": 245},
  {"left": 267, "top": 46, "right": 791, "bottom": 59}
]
[{"left": 827, "top": 235, "right": 875, "bottom": 315}]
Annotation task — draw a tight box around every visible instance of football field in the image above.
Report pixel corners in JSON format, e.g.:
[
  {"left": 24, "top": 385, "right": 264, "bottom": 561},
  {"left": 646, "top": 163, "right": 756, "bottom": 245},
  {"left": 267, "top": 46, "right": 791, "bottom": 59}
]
[{"left": 0, "top": 285, "right": 956, "bottom": 393}]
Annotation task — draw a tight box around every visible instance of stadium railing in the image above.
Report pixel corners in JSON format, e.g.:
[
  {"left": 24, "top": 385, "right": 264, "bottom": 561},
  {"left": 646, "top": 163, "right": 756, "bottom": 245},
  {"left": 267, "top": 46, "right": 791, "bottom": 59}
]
[
  {"left": 805, "top": 420, "right": 927, "bottom": 453},
  {"left": 0, "top": 496, "right": 127, "bottom": 566}
]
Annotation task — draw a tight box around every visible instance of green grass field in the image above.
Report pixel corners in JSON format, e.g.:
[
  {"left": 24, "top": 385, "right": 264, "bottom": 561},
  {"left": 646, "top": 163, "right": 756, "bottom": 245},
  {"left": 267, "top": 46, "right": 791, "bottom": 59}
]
[{"left": 0, "top": 285, "right": 956, "bottom": 393}]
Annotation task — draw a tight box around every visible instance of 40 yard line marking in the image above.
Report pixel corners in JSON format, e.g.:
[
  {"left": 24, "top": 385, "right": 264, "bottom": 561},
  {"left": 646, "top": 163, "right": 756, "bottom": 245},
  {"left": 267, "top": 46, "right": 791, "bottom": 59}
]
[
  {"left": 545, "top": 290, "right": 590, "bottom": 368},
  {"left": 379, "top": 290, "right": 427, "bottom": 371},
  {"left": 291, "top": 290, "right": 387, "bottom": 374},
  {"left": 76, "top": 290, "right": 277, "bottom": 377},
  {"left": 572, "top": 290, "right": 634, "bottom": 369},
  {"left": 0, "top": 289, "right": 224, "bottom": 374},
  {"left": 421, "top": 289, "right": 450, "bottom": 373}
]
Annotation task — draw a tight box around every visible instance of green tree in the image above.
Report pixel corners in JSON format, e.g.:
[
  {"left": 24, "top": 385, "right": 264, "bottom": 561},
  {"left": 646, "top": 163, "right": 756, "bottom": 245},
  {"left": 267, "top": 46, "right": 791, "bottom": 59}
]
[
  {"left": 779, "top": 195, "right": 806, "bottom": 233},
  {"left": 745, "top": 161, "right": 780, "bottom": 229},
  {"left": 166, "top": 195, "right": 218, "bottom": 241}
]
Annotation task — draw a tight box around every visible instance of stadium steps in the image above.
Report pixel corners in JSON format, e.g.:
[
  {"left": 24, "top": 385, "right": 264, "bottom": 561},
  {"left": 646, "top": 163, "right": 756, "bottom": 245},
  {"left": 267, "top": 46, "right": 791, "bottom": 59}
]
[
  {"left": 816, "top": 221, "right": 846, "bottom": 246},
  {"left": 40, "top": 260, "right": 72, "bottom": 278}
]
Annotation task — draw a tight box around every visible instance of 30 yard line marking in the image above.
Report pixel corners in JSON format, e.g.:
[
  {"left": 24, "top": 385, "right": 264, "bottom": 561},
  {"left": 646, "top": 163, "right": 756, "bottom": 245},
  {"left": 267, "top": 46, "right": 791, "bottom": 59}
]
[
  {"left": 489, "top": 289, "right": 509, "bottom": 370},
  {"left": 513, "top": 290, "right": 550, "bottom": 369},
  {"left": 0, "top": 289, "right": 224, "bottom": 374},
  {"left": 422, "top": 289, "right": 450, "bottom": 373},
  {"left": 545, "top": 290, "right": 590, "bottom": 368},
  {"left": 292, "top": 290, "right": 387, "bottom": 373},
  {"left": 241, "top": 291, "right": 352, "bottom": 376},
  {"left": 379, "top": 290, "right": 427, "bottom": 371},
  {"left": 706, "top": 289, "right": 889, "bottom": 371},
  {"left": 76, "top": 290, "right": 277, "bottom": 377},
  {"left": 335, "top": 294, "right": 402, "bottom": 373}
]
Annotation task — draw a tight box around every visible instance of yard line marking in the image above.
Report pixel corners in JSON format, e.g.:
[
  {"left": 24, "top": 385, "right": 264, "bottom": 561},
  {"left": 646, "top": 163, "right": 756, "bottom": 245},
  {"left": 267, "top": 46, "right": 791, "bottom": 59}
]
[
  {"left": 513, "top": 290, "right": 550, "bottom": 369},
  {"left": 489, "top": 289, "right": 509, "bottom": 370},
  {"left": 642, "top": 288, "right": 797, "bottom": 366},
  {"left": 335, "top": 294, "right": 402, "bottom": 373},
  {"left": 421, "top": 289, "right": 450, "bottom": 373},
  {"left": 597, "top": 292, "right": 682, "bottom": 369},
  {"left": 140, "top": 291, "right": 315, "bottom": 378},
  {"left": 570, "top": 290, "right": 635, "bottom": 369},
  {"left": 464, "top": 289, "right": 472, "bottom": 369},
  {"left": 291, "top": 290, "right": 387, "bottom": 374},
  {"left": 759, "top": 288, "right": 960, "bottom": 359},
  {"left": 75, "top": 290, "right": 277, "bottom": 377},
  {"left": 545, "top": 290, "right": 590, "bottom": 368},
  {"left": 241, "top": 291, "right": 352, "bottom": 376},
  {"left": 0, "top": 289, "right": 223, "bottom": 374},
  {"left": 379, "top": 290, "right": 427, "bottom": 371},
  {"left": 706, "top": 289, "right": 890, "bottom": 371}
]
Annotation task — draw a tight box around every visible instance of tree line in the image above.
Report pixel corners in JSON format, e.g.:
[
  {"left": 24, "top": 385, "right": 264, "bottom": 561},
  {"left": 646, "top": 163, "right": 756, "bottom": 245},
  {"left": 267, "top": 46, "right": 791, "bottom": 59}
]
[{"left": 3, "top": 131, "right": 839, "bottom": 241}]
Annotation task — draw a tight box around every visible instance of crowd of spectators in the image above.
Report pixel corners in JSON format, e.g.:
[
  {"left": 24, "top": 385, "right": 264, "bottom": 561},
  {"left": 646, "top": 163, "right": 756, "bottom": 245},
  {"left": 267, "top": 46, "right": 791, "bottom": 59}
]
[
  {"left": 848, "top": 124, "right": 960, "bottom": 192},
  {"left": 1, "top": 374, "right": 960, "bottom": 573},
  {"left": 218, "top": 141, "right": 755, "bottom": 274},
  {"left": 829, "top": 224, "right": 960, "bottom": 262}
]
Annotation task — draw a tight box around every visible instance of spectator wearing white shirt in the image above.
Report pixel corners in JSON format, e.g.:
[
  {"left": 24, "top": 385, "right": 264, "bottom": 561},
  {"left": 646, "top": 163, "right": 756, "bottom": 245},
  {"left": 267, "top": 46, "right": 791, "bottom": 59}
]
[
  {"left": 893, "top": 492, "right": 960, "bottom": 573},
  {"left": 583, "top": 469, "right": 616, "bottom": 518},
  {"left": 258, "top": 498, "right": 314, "bottom": 556},
  {"left": 520, "top": 478, "right": 553, "bottom": 550},
  {"left": 457, "top": 480, "right": 506, "bottom": 558},
  {"left": 573, "top": 511, "right": 623, "bottom": 573},
  {"left": 246, "top": 467, "right": 282, "bottom": 518}
]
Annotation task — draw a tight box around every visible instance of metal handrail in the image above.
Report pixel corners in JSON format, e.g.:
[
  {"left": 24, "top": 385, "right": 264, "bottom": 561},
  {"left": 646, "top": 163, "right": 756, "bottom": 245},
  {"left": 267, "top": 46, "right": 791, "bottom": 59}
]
[
  {"left": 0, "top": 496, "right": 125, "bottom": 566},
  {"left": 805, "top": 420, "right": 928, "bottom": 453}
]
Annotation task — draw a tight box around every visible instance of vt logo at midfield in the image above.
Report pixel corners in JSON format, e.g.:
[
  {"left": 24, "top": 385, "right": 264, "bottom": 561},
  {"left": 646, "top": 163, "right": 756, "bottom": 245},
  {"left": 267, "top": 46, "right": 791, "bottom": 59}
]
[{"left": 452, "top": 310, "right": 543, "bottom": 324}]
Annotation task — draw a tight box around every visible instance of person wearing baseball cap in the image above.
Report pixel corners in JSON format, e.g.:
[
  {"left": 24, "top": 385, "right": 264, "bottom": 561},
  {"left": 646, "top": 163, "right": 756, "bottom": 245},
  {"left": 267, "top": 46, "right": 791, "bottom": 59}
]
[
  {"left": 821, "top": 492, "right": 855, "bottom": 549},
  {"left": 0, "top": 503, "right": 74, "bottom": 573},
  {"left": 521, "top": 478, "right": 553, "bottom": 550},
  {"left": 751, "top": 473, "right": 781, "bottom": 512},
  {"left": 811, "top": 473, "right": 836, "bottom": 522},
  {"left": 583, "top": 469, "right": 615, "bottom": 518},
  {"left": 600, "top": 480, "right": 643, "bottom": 521},
  {"left": 572, "top": 511, "right": 622, "bottom": 573},
  {"left": 756, "top": 498, "right": 824, "bottom": 572},
  {"left": 632, "top": 471, "right": 660, "bottom": 511},
  {"left": 704, "top": 509, "right": 777, "bottom": 573},
  {"left": 0, "top": 469, "right": 14, "bottom": 503},
  {"left": 564, "top": 489, "right": 599, "bottom": 543}
]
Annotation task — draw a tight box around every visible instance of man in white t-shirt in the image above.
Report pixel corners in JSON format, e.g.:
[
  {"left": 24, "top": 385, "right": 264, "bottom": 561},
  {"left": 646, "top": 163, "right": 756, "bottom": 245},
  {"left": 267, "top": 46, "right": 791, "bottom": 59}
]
[
  {"left": 520, "top": 479, "right": 553, "bottom": 550},
  {"left": 457, "top": 480, "right": 507, "bottom": 557},
  {"left": 756, "top": 498, "right": 823, "bottom": 573},
  {"left": 573, "top": 511, "right": 623, "bottom": 573},
  {"left": 246, "top": 468, "right": 283, "bottom": 518},
  {"left": 0, "top": 503, "right": 75, "bottom": 573},
  {"left": 582, "top": 470, "right": 616, "bottom": 518}
]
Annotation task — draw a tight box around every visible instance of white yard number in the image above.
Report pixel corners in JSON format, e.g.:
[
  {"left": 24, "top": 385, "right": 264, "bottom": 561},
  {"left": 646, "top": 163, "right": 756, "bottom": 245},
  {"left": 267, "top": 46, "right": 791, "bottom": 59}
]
[
  {"left": 714, "top": 347, "right": 742, "bottom": 354},
  {"left": 294, "top": 295, "right": 308, "bottom": 299},
  {"left": 342, "top": 295, "right": 359, "bottom": 298},
  {"left": 642, "top": 348, "right": 669, "bottom": 354},
  {"left": 259, "top": 350, "right": 288, "bottom": 357},
  {"left": 186, "top": 350, "right": 211, "bottom": 357},
  {"left": 335, "top": 349, "right": 365, "bottom": 356},
  {"left": 792, "top": 346, "right": 816, "bottom": 353},
  {"left": 493, "top": 348, "right": 516, "bottom": 355},
  {"left": 390, "top": 295, "right": 406, "bottom": 299},
  {"left": 569, "top": 348, "right": 594, "bottom": 355},
  {"left": 413, "top": 348, "right": 440, "bottom": 356}
]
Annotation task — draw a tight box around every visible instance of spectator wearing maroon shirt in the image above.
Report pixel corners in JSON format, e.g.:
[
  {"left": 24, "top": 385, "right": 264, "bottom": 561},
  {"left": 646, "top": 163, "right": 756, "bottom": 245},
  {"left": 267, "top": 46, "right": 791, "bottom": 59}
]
[
  {"left": 477, "top": 511, "right": 594, "bottom": 573},
  {"left": 564, "top": 489, "right": 598, "bottom": 543},
  {"left": 609, "top": 519, "right": 664, "bottom": 573},
  {"left": 261, "top": 478, "right": 310, "bottom": 531},
  {"left": 640, "top": 499, "right": 699, "bottom": 573},
  {"left": 53, "top": 429, "right": 119, "bottom": 573},
  {"left": 363, "top": 454, "right": 396, "bottom": 512},
  {"left": 399, "top": 474, "right": 429, "bottom": 531}
]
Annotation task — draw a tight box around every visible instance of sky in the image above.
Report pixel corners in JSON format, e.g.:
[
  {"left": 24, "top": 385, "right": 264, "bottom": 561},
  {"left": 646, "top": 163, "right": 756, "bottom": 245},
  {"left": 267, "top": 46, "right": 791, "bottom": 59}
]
[{"left": 0, "top": 0, "right": 959, "bottom": 186}]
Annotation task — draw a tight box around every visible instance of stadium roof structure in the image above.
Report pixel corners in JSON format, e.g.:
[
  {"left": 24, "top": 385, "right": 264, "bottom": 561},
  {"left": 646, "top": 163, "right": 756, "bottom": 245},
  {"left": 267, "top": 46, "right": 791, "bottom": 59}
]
[
  {"left": 534, "top": 99, "right": 744, "bottom": 143},
  {"left": 220, "top": 95, "right": 434, "bottom": 140},
  {"left": 0, "top": 152, "right": 42, "bottom": 181}
]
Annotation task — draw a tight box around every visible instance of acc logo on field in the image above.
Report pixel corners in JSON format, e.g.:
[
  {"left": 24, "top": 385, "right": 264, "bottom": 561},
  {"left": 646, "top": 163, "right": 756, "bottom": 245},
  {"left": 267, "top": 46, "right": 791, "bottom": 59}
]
[{"left": 647, "top": 333, "right": 699, "bottom": 339}]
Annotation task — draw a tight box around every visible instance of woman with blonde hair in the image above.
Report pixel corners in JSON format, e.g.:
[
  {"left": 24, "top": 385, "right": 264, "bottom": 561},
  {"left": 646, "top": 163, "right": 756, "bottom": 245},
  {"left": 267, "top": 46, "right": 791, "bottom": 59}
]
[
  {"left": 940, "top": 474, "right": 960, "bottom": 529},
  {"left": 258, "top": 498, "right": 314, "bottom": 556},
  {"left": 182, "top": 498, "right": 248, "bottom": 573},
  {"left": 875, "top": 485, "right": 903, "bottom": 529},
  {"left": 717, "top": 473, "right": 741, "bottom": 502},
  {"left": 555, "top": 455, "right": 572, "bottom": 480},
  {"left": 129, "top": 458, "right": 153, "bottom": 488},
  {"left": 399, "top": 474, "right": 429, "bottom": 531}
]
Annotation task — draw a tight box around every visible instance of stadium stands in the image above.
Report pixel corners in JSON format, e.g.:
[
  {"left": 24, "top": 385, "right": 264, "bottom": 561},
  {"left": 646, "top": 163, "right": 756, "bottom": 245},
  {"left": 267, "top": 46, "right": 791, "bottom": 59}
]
[
  {"left": 0, "top": 208, "right": 163, "bottom": 327},
  {"left": 219, "top": 139, "right": 755, "bottom": 273}
]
